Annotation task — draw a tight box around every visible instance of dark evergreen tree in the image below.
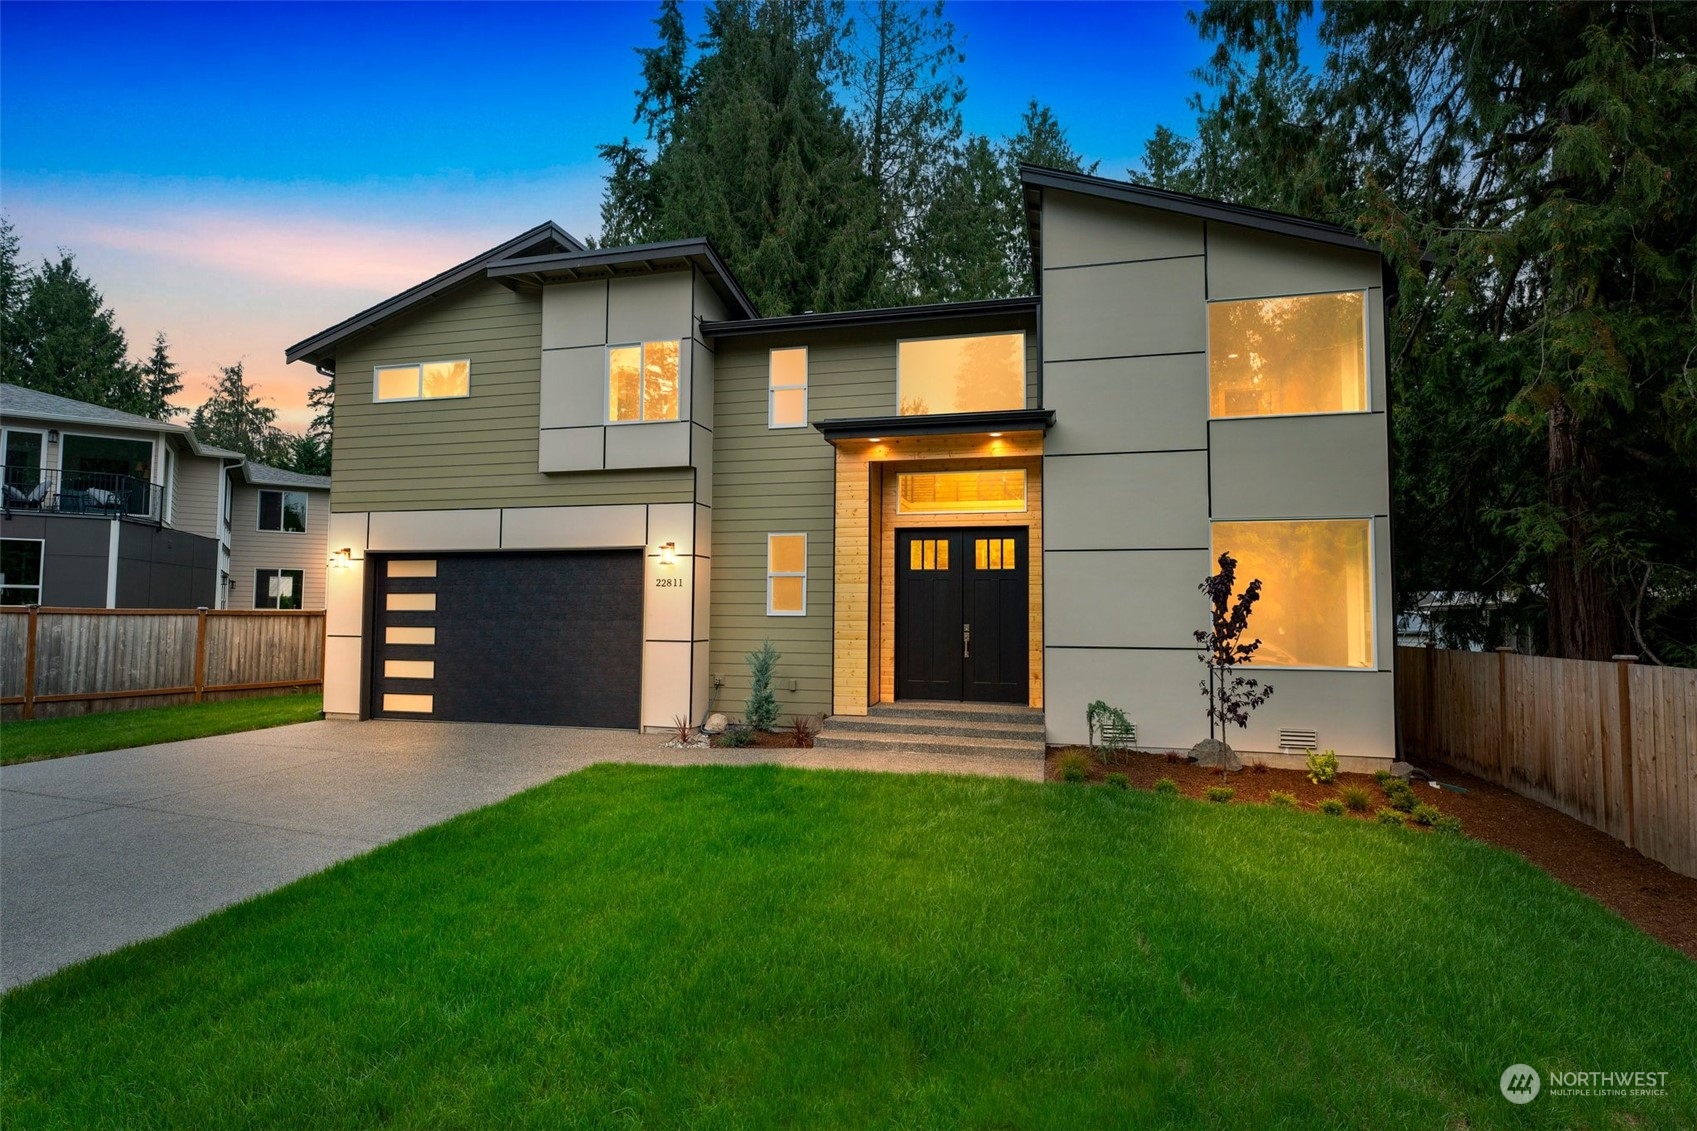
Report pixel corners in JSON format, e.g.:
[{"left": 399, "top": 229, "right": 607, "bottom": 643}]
[
  {"left": 138, "top": 332, "right": 184, "bottom": 420},
  {"left": 4, "top": 251, "right": 146, "bottom": 412},
  {"left": 1149, "top": 0, "right": 1697, "bottom": 664},
  {"left": 189, "top": 363, "right": 293, "bottom": 466}
]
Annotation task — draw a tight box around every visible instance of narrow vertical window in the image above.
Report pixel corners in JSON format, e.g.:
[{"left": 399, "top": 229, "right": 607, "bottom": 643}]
[
  {"left": 767, "top": 533, "right": 807, "bottom": 615},
  {"left": 769, "top": 347, "right": 808, "bottom": 428}
]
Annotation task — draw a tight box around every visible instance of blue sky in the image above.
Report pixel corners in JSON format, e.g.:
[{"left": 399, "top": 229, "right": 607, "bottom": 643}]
[{"left": 1, "top": 1, "right": 1214, "bottom": 426}]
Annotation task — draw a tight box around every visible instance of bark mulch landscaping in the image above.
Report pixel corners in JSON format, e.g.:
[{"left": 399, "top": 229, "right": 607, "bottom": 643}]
[{"left": 1046, "top": 745, "right": 1697, "bottom": 961}]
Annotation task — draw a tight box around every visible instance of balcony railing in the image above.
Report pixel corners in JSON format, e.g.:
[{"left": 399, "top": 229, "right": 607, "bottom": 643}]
[{"left": 1, "top": 467, "right": 159, "bottom": 520}]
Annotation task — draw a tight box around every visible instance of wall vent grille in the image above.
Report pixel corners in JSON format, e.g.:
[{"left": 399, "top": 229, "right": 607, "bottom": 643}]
[{"left": 1279, "top": 728, "right": 1320, "bottom": 751}]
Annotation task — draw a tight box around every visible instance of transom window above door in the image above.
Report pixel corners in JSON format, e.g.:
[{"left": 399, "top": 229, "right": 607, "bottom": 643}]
[
  {"left": 609, "top": 341, "right": 681, "bottom": 422},
  {"left": 897, "top": 332, "right": 1025, "bottom": 416},
  {"left": 898, "top": 470, "right": 1027, "bottom": 515},
  {"left": 374, "top": 359, "right": 470, "bottom": 402}
]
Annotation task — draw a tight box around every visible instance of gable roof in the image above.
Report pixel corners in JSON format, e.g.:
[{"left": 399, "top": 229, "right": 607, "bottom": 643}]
[
  {"left": 1019, "top": 164, "right": 1395, "bottom": 297},
  {"left": 236, "top": 461, "right": 330, "bottom": 490},
  {"left": 486, "top": 238, "right": 760, "bottom": 321},
  {"left": 284, "top": 221, "right": 585, "bottom": 367},
  {"left": 0, "top": 383, "right": 242, "bottom": 458}
]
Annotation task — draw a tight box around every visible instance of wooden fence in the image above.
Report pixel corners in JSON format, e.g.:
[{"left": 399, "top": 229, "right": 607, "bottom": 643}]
[
  {"left": 1397, "top": 646, "right": 1696, "bottom": 879},
  {"left": 0, "top": 607, "right": 325, "bottom": 721}
]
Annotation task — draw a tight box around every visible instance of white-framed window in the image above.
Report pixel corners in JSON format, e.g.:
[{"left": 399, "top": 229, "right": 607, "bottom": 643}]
[
  {"left": 373, "top": 359, "right": 471, "bottom": 402},
  {"left": 769, "top": 347, "right": 808, "bottom": 428},
  {"left": 1, "top": 429, "right": 45, "bottom": 505},
  {"left": 766, "top": 533, "right": 806, "bottom": 616},
  {"left": 254, "top": 568, "right": 305, "bottom": 611},
  {"left": 1, "top": 538, "right": 45, "bottom": 605},
  {"left": 896, "top": 332, "right": 1025, "bottom": 416},
  {"left": 608, "top": 340, "right": 681, "bottom": 423},
  {"left": 1209, "top": 519, "right": 1375, "bottom": 669},
  {"left": 1207, "top": 290, "right": 1368, "bottom": 418},
  {"left": 257, "top": 490, "right": 308, "bottom": 533}
]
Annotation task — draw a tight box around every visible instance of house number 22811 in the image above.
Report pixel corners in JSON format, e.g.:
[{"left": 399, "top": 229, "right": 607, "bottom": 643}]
[{"left": 654, "top": 577, "right": 685, "bottom": 588}]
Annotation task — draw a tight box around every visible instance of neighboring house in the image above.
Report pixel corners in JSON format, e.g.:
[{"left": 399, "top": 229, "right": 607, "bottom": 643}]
[
  {"left": 0, "top": 384, "right": 240, "bottom": 608},
  {"left": 290, "top": 171, "right": 1397, "bottom": 763},
  {"left": 225, "top": 462, "right": 330, "bottom": 610}
]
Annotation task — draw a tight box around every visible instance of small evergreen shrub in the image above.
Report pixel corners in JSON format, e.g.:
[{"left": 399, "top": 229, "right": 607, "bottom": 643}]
[
  {"left": 1267, "top": 790, "right": 1298, "bottom": 808},
  {"left": 1433, "top": 814, "right": 1465, "bottom": 836},
  {"left": 1410, "top": 803, "right": 1441, "bottom": 827},
  {"left": 1376, "top": 808, "right": 1405, "bottom": 827},
  {"left": 714, "top": 726, "right": 754, "bottom": 748},
  {"left": 1388, "top": 785, "right": 1418, "bottom": 813},
  {"left": 1342, "top": 786, "right": 1372, "bottom": 812},
  {"left": 1205, "top": 786, "right": 1235, "bottom": 803},
  {"left": 1104, "top": 772, "right": 1130, "bottom": 790},
  {"left": 1056, "top": 751, "right": 1091, "bottom": 783},
  {"left": 1372, "top": 769, "right": 1394, "bottom": 787},
  {"left": 744, "top": 641, "right": 782, "bottom": 731},
  {"left": 1319, "top": 798, "right": 1346, "bottom": 816},
  {"left": 1154, "top": 777, "right": 1179, "bottom": 796},
  {"left": 1306, "top": 748, "right": 1339, "bottom": 784}
]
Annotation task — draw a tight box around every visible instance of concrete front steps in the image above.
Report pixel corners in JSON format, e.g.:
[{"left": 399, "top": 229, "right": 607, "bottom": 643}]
[{"left": 813, "top": 701, "right": 1047, "bottom": 760}]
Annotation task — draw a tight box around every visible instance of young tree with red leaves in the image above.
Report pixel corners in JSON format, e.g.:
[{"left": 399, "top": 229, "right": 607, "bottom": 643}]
[{"left": 1195, "top": 551, "right": 1274, "bottom": 743}]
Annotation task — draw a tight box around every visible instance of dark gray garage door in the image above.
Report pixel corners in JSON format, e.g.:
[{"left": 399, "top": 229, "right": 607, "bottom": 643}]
[{"left": 372, "top": 551, "right": 642, "bottom": 728}]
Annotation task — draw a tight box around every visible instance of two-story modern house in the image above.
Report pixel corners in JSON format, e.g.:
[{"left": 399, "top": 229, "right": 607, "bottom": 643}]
[
  {"left": 0, "top": 385, "right": 332, "bottom": 611},
  {"left": 1, "top": 385, "right": 237, "bottom": 608},
  {"left": 289, "top": 169, "right": 1396, "bottom": 765}
]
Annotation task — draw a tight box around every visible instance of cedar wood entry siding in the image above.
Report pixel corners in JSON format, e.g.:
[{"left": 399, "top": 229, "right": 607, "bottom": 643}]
[
  {"left": 330, "top": 279, "right": 694, "bottom": 514},
  {"left": 709, "top": 322, "right": 1037, "bottom": 722}
]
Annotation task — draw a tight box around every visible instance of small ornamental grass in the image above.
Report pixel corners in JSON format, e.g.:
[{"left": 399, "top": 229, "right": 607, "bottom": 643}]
[
  {"left": 1267, "top": 790, "right": 1298, "bottom": 808},
  {"left": 1205, "top": 786, "right": 1235, "bottom": 804},
  {"left": 1153, "top": 777, "right": 1180, "bottom": 796},
  {"left": 1319, "top": 798, "right": 1346, "bottom": 816},
  {"left": 1055, "top": 751, "right": 1091, "bottom": 783},
  {"left": 1103, "top": 772, "right": 1130, "bottom": 790},
  {"left": 1341, "top": 786, "right": 1372, "bottom": 812}
]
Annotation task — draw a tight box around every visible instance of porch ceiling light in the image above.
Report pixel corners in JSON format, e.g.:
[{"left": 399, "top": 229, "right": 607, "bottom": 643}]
[
  {"left": 659, "top": 541, "right": 678, "bottom": 567},
  {"left": 988, "top": 432, "right": 1003, "bottom": 437}
]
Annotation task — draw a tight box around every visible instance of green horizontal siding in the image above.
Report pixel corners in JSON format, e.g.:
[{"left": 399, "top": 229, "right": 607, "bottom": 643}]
[
  {"left": 708, "top": 318, "right": 1038, "bottom": 720},
  {"left": 329, "top": 280, "right": 692, "bottom": 512}
]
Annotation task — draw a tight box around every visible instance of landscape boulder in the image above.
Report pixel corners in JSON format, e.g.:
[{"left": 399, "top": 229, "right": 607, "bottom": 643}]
[
  {"left": 1189, "top": 738, "right": 1242, "bottom": 772},
  {"left": 702, "top": 712, "right": 729, "bottom": 735}
]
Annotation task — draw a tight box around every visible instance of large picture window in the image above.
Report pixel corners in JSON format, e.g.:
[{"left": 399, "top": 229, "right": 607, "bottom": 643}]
[
  {"left": 254, "top": 568, "right": 305, "bottom": 610},
  {"left": 897, "top": 332, "right": 1024, "bottom": 416},
  {"left": 374, "top": 359, "right": 470, "bottom": 402},
  {"left": 767, "top": 533, "right": 807, "bottom": 616},
  {"left": 609, "top": 340, "right": 681, "bottom": 423},
  {"left": 1, "top": 539, "right": 44, "bottom": 605},
  {"left": 258, "top": 490, "right": 308, "bottom": 533},
  {"left": 1210, "top": 519, "right": 1374, "bottom": 668},
  {"left": 769, "top": 347, "right": 807, "bottom": 428},
  {"left": 1208, "top": 291, "right": 1367, "bottom": 418}
]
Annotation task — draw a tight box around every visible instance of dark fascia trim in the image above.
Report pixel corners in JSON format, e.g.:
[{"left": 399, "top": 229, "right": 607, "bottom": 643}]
[
  {"left": 1020, "top": 163, "right": 1402, "bottom": 301},
  {"left": 284, "top": 221, "right": 584, "bottom": 366},
  {"left": 485, "top": 238, "right": 759, "bottom": 321},
  {"left": 814, "top": 408, "right": 1055, "bottom": 443},
  {"left": 701, "top": 296, "right": 1039, "bottom": 339},
  {"left": 1020, "top": 164, "right": 1381, "bottom": 254}
]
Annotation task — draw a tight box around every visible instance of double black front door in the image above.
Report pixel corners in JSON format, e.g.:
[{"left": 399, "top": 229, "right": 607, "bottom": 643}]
[{"left": 895, "top": 528, "right": 1029, "bottom": 704}]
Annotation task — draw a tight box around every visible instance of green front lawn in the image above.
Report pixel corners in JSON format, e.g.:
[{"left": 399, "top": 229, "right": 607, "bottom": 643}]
[
  {"left": 0, "top": 693, "right": 322, "bottom": 764},
  {"left": 4, "top": 765, "right": 1691, "bottom": 1128}
]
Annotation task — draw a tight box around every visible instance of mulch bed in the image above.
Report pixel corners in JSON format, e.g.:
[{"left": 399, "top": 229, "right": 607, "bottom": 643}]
[{"left": 1046, "top": 746, "right": 1697, "bottom": 961}]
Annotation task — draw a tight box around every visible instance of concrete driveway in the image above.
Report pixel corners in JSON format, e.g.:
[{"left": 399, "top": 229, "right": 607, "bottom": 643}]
[{"left": 1, "top": 719, "right": 1039, "bottom": 989}]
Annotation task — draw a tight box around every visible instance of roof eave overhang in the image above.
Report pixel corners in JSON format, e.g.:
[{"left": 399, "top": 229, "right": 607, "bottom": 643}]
[
  {"left": 702, "top": 296, "right": 1037, "bottom": 339},
  {"left": 485, "top": 239, "right": 759, "bottom": 321},
  {"left": 813, "top": 408, "right": 1055, "bottom": 445}
]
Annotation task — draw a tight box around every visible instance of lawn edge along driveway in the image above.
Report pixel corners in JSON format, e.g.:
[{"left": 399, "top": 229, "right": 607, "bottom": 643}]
[
  {"left": 4, "top": 762, "right": 1693, "bottom": 1130},
  {"left": 1, "top": 694, "right": 324, "bottom": 765}
]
